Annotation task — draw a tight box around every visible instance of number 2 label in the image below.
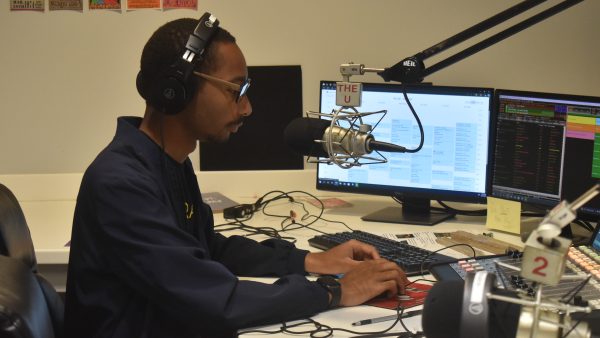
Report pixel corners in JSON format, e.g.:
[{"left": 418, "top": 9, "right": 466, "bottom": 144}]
[{"left": 532, "top": 256, "right": 548, "bottom": 276}]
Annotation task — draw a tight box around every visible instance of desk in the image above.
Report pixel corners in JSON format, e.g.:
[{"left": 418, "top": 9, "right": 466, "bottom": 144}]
[
  {"left": 0, "top": 170, "right": 525, "bottom": 336},
  {"left": 218, "top": 190, "right": 522, "bottom": 337},
  {"left": 239, "top": 300, "right": 422, "bottom": 337}
]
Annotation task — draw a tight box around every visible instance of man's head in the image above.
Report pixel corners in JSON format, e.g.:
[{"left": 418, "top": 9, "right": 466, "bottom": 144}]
[{"left": 138, "top": 16, "right": 252, "bottom": 144}]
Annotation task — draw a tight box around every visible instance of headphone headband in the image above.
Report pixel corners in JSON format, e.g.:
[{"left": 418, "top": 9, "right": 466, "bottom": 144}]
[{"left": 460, "top": 271, "right": 495, "bottom": 338}]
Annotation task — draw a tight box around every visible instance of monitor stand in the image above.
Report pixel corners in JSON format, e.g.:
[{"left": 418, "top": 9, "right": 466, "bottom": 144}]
[{"left": 361, "top": 198, "right": 455, "bottom": 226}]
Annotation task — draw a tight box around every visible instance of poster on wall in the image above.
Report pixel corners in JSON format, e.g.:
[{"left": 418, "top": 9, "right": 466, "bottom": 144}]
[
  {"left": 163, "top": 0, "right": 197, "bottom": 10},
  {"left": 127, "top": 0, "right": 160, "bottom": 10},
  {"left": 49, "top": 0, "right": 84, "bottom": 11},
  {"left": 10, "top": 0, "right": 45, "bottom": 11},
  {"left": 89, "top": 0, "right": 121, "bottom": 10}
]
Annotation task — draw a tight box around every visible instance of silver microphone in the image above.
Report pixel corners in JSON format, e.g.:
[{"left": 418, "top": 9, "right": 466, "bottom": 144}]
[{"left": 283, "top": 108, "right": 405, "bottom": 168}]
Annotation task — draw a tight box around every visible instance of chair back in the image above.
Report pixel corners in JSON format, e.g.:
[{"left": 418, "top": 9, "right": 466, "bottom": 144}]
[
  {"left": 0, "top": 183, "right": 63, "bottom": 338},
  {"left": 0, "top": 255, "right": 55, "bottom": 338},
  {"left": 0, "top": 184, "right": 37, "bottom": 270}
]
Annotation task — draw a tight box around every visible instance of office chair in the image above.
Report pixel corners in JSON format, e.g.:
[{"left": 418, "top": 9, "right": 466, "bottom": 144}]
[{"left": 0, "top": 183, "right": 64, "bottom": 338}]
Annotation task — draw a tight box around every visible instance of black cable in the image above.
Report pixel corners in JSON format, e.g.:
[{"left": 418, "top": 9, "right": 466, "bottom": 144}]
[
  {"left": 561, "top": 313, "right": 588, "bottom": 338},
  {"left": 238, "top": 306, "right": 413, "bottom": 338},
  {"left": 436, "top": 200, "right": 486, "bottom": 216},
  {"left": 214, "top": 220, "right": 297, "bottom": 243},
  {"left": 302, "top": 214, "right": 355, "bottom": 233},
  {"left": 573, "top": 219, "right": 595, "bottom": 233},
  {"left": 400, "top": 84, "right": 424, "bottom": 153},
  {"left": 406, "top": 278, "right": 437, "bottom": 286},
  {"left": 560, "top": 274, "right": 592, "bottom": 304},
  {"left": 259, "top": 190, "right": 331, "bottom": 235},
  {"left": 520, "top": 211, "right": 546, "bottom": 217},
  {"left": 436, "top": 200, "right": 546, "bottom": 217},
  {"left": 218, "top": 190, "right": 355, "bottom": 240},
  {"left": 418, "top": 243, "right": 477, "bottom": 278}
]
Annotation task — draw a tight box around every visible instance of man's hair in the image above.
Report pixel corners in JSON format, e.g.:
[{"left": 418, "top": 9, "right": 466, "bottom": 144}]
[{"left": 139, "top": 18, "right": 236, "bottom": 90}]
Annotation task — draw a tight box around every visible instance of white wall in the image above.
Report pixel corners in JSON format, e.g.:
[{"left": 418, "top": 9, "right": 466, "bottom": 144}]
[{"left": 1, "top": 0, "right": 599, "bottom": 174}]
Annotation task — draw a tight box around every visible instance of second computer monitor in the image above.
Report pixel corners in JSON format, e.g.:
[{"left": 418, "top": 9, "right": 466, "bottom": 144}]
[
  {"left": 491, "top": 89, "right": 600, "bottom": 220},
  {"left": 316, "top": 81, "right": 494, "bottom": 225}
]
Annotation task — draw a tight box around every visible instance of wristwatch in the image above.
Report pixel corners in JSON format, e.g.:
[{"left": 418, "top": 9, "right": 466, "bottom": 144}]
[{"left": 316, "top": 276, "right": 341, "bottom": 309}]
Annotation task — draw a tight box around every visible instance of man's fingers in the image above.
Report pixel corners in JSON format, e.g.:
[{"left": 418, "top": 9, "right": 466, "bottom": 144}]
[{"left": 346, "top": 240, "right": 380, "bottom": 260}]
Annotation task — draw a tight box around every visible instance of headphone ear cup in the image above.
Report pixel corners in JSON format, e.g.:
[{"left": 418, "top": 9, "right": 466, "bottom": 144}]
[
  {"left": 153, "top": 72, "right": 189, "bottom": 115},
  {"left": 138, "top": 63, "right": 198, "bottom": 115}
]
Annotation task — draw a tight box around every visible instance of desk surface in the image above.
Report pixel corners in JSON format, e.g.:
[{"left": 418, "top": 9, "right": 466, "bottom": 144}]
[
  {"left": 239, "top": 300, "right": 423, "bottom": 337},
  {"left": 0, "top": 170, "right": 528, "bottom": 337},
  {"left": 1, "top": 170, "right": 525, "bottom": 264}
]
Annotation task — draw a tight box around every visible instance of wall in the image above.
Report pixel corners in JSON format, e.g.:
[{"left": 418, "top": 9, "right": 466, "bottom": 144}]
[{"left": 1, "top": 0, "right": 599, "bottom": 174}]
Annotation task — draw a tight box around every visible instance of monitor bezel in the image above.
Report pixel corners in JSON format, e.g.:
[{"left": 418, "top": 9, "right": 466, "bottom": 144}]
[{"left": 315, "top": 80, "right": 496, "bottom": 206}]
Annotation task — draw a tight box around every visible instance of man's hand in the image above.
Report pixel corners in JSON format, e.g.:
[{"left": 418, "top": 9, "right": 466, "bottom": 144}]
[
  {"left": 338, "top": 259, "right": 408, "bottom": 306},
  {"left": 304, "top": 239, "right": 381, "bottom": 275}
]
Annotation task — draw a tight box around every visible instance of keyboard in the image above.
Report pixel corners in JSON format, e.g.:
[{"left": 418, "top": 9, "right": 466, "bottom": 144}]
[{"left": 308, "top": 230, "right": 454, "bottom": 276}]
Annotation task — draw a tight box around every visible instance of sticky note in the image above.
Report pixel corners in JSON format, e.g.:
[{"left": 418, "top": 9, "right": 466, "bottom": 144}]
[{"left": 486, "top": 197, "right": 521, "bottom": 234}]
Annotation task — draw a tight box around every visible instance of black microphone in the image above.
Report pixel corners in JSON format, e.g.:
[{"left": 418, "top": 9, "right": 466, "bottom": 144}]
[{"left": 283, "top": 117, "right": 407, "bottom": 158}]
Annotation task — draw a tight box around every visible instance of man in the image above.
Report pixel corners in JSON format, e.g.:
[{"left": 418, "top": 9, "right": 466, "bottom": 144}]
[{"left": 64, "top": 14, "right": 407, "bottom": 338}]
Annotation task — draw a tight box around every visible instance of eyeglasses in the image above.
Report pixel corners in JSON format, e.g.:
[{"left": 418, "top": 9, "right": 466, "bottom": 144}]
[{"left": 194, "top": 71, "right": 251, "bottom": 102}]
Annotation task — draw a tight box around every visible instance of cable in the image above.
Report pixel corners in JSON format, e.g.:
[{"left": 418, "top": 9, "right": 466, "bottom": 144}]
[
  {"left": 214, "top": 220, "right": 297, "bottom": 243},
  {"left": 573, "top": 219, "right": 595, "bottom": 233},
  {"left": 561, "top": 315, "right": 588, "bottom": 338},
  {"left": 560, "top": 274, "right": 592, "bottom": 305},
  {"left": 239, "top": 306, "right": 424, "bottom": 338},
  {"left": 218, "top": 190, "right": 356, "bottom": 240},
  {"left": 400, "top": 84, "right": 424, "bottom": 153},
  {"left": 436, "top": 200, "right": 486, "bottom": 216},
  {"left": 418, "top": 243, "right": 477, "bottom": 279}
]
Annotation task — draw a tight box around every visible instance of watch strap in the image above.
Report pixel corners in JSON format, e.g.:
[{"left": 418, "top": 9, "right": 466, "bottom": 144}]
[{"left": 316, "top": 276, "right": 341, "bottom": 309}]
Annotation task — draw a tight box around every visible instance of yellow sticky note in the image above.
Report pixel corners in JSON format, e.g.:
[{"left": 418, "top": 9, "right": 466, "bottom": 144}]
[{"left": 486, "top": 197, "right": 521, "bottom": 234}]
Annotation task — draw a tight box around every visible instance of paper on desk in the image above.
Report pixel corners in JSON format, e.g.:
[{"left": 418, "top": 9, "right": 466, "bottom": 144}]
[
  {"left": 302, "top": 197, "right": 353, "bottom": 209},
  {"left": 486, "top": 196, "right": 521, "bottom": 234},
  {"left": 382, "top": 232, "right": 465, "bottom": 259}
]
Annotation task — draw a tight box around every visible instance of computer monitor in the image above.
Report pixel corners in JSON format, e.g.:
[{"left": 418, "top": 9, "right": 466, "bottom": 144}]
[
  {"left": 491, "top": 89, "right": 600, "bottom": 220},
  {"left": 316, "top": 81, "right": 494, "bottom": 225}
]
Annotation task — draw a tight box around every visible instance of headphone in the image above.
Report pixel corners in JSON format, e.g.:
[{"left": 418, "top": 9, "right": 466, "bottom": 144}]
[
  {"left": 136, "top": 12, "right": 220, "bottom": 115},
  {"left": 460, "top": 271, "right": 495, "bottom": 338},
  {"left": 422, "top": 272, "right": 522, "bottom": 338}
]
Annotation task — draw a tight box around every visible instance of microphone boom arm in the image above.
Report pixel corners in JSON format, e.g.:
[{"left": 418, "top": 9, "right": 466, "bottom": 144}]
[{"left": 341, "top": 0, "right": 585, "bottom": 84}]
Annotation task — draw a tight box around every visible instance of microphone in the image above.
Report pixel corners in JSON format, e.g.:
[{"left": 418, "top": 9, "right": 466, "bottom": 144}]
[
  {"left": 283, "top": 117, "right": 407, "bottom": 159},
  {"left": 422, "top": 274, "right": 595, "bottom": 338}
]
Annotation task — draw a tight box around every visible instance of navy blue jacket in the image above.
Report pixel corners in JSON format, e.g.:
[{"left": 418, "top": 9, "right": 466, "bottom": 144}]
[{"left": 64, "top": 117, "right": 328, "bottom": 338}]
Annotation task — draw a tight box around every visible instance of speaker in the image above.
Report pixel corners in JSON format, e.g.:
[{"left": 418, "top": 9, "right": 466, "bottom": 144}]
[
  {"left": 199, "top": 65, "right": 304, "bottom": 171},
  {"left": 137, "top": 12, "right": 220, "bottom": 115}
]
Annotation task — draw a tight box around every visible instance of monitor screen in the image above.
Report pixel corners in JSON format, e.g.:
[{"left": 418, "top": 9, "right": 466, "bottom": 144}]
[
  {"left": 491, "top": 89, "right": 600, "bottom": 220},
  {"left": 316, "top": 81, "right": 494, "bottom": 225}
]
